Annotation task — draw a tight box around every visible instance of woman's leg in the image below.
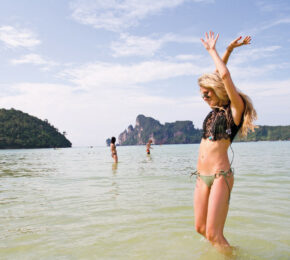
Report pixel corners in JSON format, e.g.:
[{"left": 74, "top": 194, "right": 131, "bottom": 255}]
[
  {"left": 194, "top": 177, "right": 210, "bottom": 237},
  {"left": 206, "top": 175, "right": 234, "bottom": 251}
]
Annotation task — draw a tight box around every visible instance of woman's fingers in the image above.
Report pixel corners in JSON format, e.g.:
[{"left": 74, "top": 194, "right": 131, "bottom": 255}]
[
  {"left": 210, "top": 31, "right": 216, "bottom": 40},
  {"left": 206, "top": 31, "right": 217, "bottom": 40},
  {"left": 242, "top": 36, "right": 251, "bottom": 45},
  {"left": 204, "top": 31, "right": 219, "bottom": 38},
  {"left": 201, "top": 31, "right": 219, "bottom": 50},
  {"left": 200, "top": 38, "right": 208, "bottom": 48},
  {"left": 230, "top": 35, "right": 251, "bottom": 49},
  {"left": 215, "top": 33, "right": 219, "bottom": 42},
  {"left": 244, "top": 36, "right": 251, "bottom": 44},
  {"left": 233, "top": 36, "right": 242, "bottom": 44}
]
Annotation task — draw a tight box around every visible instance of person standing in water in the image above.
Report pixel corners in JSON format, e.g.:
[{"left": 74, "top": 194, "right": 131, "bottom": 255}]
[
  {"left": 146, "top": 139, "right": 153, "bottom": 155},
  {"left": 110, "top": 137, "right": 118, "bottom": 163},
  {"left": 193, "top": 32, "right": 257, "bottom": 254}
]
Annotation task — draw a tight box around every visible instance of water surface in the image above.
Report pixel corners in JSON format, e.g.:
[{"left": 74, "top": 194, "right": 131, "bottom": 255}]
[{"left": 0, "top": 142, "right": 289, "bottom": 259}]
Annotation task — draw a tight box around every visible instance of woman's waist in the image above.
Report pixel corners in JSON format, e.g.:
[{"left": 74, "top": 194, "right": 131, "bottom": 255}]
[
  {"left": 198, "top": 139, "right": 229, "bottom": 158},
  {"left": 197, "top": 154, "right": 230, "bottom": 175},
  {"left": 198, "top": 146, "right": 229, "bottom": 160}
]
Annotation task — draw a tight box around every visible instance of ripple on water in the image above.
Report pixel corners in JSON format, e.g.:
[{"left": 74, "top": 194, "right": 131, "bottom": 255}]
[{"left": 0, "top": 143, "right": 290, "bottom": 259}]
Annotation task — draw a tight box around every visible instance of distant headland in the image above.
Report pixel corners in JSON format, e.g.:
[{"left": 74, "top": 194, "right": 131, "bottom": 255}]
[
  {"left": 0, "top": 108, "right": 71, "bottom": 149},
  {"left": 106, "top": 114, "right": 290, "bottom": 146},
  {"left": 117, "top": 114, "right": 202, "bottom": 145}
]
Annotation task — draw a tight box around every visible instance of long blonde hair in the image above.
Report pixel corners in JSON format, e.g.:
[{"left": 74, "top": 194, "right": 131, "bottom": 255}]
[{"left": 198, "top": 73, "right": 257, "bottom": 137}]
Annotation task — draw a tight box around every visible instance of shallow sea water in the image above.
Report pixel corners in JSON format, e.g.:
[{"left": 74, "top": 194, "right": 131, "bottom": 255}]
[{"left": 0, "top": 142, "right": 289, "bottom": 259}]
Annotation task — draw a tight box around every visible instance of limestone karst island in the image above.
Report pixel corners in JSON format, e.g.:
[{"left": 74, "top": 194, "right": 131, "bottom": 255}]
[
  {"left": 106, "top": 114, "right": 290, "bottom": 146},
  {"left": 0, "top": 108, "right": 71, "bottom": 149}
]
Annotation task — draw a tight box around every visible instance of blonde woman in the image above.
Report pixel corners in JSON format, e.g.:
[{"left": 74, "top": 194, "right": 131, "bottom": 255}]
[{"left": 193, "top": 32, "right": 257, "bottom": 253}]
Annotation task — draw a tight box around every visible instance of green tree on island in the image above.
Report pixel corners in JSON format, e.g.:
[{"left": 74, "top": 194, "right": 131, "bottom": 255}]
[{"left": 0, "top": 108, "right": 72, "bottom": 149}]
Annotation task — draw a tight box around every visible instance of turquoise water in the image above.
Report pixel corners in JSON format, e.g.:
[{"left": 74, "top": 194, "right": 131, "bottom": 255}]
[{"left": 0, "top": 142, "right": 289, "bottom": 259}]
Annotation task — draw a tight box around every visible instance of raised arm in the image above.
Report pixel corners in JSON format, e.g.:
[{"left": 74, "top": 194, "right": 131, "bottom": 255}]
[
  {"left": 222, "top": 36, "right": 251, "bottom": 65},
  {"left": 201, "top": 31, "right": 245, "bottom": 125},
  {"left": 215, "top": 36, "right": 251, "bottom": 73},
  {"left": 215, "top": 36, "right": 252, "bottom": 72}
]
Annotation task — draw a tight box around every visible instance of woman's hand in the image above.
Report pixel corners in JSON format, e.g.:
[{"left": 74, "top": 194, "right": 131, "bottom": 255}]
[
  {"left": 200, "top": 31, "right": 219, "bottom": 51},
  {"left": 227, "top": 36, "right": 251, "bottom": 52}
]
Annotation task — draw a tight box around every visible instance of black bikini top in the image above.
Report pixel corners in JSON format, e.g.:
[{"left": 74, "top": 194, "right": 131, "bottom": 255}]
[{"left": 202, "top": 103, "right": 243, "bottom": 142}]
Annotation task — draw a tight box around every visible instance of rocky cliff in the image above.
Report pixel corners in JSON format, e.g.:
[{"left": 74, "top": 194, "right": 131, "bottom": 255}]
[
  {"left": 113, "top": 115, "right": 290, "bottom": 146},
  {"left": 118, "top": 115, "right": 202, "bottom": 145}
]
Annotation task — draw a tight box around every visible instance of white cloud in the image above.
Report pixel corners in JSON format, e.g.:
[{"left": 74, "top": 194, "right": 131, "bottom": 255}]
[
  {"left": 60, "top": 60, "right": 206, "bottom": 89},
  {"left": 175, "top": 54, "right": 203, "bottom": 61},
  {"left": 230, "top": 45, "right": 281, "bottom": 65},
  {"left": 111, "top": 34, "right": 164, "bottom": 57},
  {"left": 10, "top": 54, "right": 58, "bottom": 70},
  {"left": 70, "top": 0, "right": 212, "bottom": 32},
  {"left": 256, "top": 1, "right": 290, "bottom": 13},
  {"left": 230, "top": 63, "right": 289, "bottom": 81},
  {"left": 260, "top": 18, "right": 290, "bottom": 31},
  {"left": 0, "top": 81, "right": 205, "bottom": 146},
  {"left": 238, "top": 79, "right": 290, "bottom": 97},
  {"left": 239, "top": 17, "right": 290, "bottom": 36},
  {"left": 237, "top": 78, "right": 290, "bottom": 125},
  {"left": 0, "top": 26, "right": 40, "bottom": 48},
  {"left": 111, "top": 33, "right": 200, "bottom": 57},
  {"left": 1, "top": 72, "right": 289, "bottom": 146},
  {"left": 59, "top": 55, "right": 286, "bottom": 96}
]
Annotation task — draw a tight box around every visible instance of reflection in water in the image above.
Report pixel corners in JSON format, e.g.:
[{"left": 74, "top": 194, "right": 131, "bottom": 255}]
[
  {"left": 146, "top": 154, "right": 152, "bottom": 162},
  {"left": 111, "top": 163, "right": 119, "bottom": 199},
  {"left": 110, "top": 180, "right": 120, "bottom": 199},
  {"left": 112, "top": 162, "right": 118, "bottom": 174}
]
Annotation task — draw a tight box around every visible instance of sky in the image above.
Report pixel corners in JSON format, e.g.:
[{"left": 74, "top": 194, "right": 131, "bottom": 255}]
[{"left": 0, "top": 0, "right": 290, "bottom": 146}]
